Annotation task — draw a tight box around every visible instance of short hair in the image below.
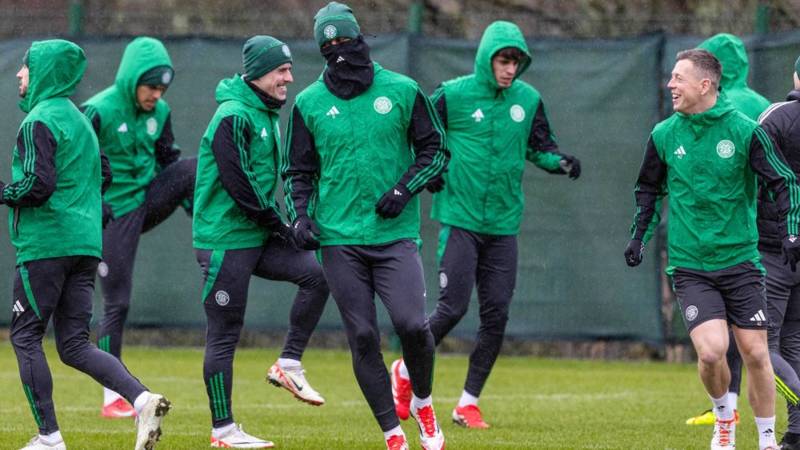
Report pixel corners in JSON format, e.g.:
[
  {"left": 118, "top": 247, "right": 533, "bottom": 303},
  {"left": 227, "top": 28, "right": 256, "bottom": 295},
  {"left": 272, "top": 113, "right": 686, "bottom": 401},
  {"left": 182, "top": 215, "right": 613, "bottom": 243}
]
[
  {"left": 494, "top": 47, "right": 526, "bottom": 63},
  {"left": 676, "top": 48, "right": 722, "bottom": 90}
]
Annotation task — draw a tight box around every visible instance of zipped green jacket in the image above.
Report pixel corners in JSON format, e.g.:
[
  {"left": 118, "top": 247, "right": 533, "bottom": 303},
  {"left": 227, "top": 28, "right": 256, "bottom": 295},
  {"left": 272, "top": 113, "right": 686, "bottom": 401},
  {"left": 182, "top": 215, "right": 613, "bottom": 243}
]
[
  {"left": 698, "top": 33, "right": 770, "bottom": 120},
  {"left": 81, "top": 37, "right": 175, "bottom": 218},
  {"left": 631, "top": 96, "right": 800, "bottom": 272},
  {"left": 193, "top": 75, "right": 284, "bottom": 250},
  {"left": 430, "top": 21, "right": 572, "bottom": 235},
  {"left": 1, "top": 40, "right": 102, "bottom": 263},
  {"left": 283, "top": 62, "right": 447, "bottom": 246}
]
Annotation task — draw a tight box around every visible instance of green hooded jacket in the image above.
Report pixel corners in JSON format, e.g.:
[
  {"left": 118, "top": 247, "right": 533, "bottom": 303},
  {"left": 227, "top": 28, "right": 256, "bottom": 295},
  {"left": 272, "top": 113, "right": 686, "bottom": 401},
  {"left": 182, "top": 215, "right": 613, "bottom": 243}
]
[
  {"left": 632, "top": 96, "right": 800, "bottom": 273},
  {"left": 81, "top": 37, "right": 173, "bottom": 217},
  {"left": 698, "top": 34, "right": 770, "bottom": 120},
  {"left": 284, "top": 62, "right": 447, "bottom": 246},
  {"left": 6, "top": 40, "right": 102, "bottom": 263},
  {"left": 430, "top": 21, "right": 565, "bottom": 235},
  {"left": 193, "top": 75, "right": 283, "bottom": 249}
]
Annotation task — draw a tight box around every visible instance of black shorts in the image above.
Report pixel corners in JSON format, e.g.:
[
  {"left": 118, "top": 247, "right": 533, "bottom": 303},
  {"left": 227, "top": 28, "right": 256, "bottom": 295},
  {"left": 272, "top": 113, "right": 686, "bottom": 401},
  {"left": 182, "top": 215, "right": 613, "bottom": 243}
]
[{"left": 672, "top": 261, "right": 767, "bottom": 333}]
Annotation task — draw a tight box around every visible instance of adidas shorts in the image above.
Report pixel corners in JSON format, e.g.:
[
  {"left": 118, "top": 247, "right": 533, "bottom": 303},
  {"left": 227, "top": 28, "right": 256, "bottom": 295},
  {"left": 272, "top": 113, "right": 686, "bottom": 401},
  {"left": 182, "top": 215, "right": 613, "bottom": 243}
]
[{"left": 672, "top": 261, "right": 767, "bottom": 333}]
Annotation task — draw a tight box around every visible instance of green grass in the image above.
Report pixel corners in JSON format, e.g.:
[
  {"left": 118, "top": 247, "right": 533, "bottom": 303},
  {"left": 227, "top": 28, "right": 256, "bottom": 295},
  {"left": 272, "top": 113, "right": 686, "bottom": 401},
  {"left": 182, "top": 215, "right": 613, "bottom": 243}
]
[{"left": 0, "top": 343, "right": 789, "bottom": 449}]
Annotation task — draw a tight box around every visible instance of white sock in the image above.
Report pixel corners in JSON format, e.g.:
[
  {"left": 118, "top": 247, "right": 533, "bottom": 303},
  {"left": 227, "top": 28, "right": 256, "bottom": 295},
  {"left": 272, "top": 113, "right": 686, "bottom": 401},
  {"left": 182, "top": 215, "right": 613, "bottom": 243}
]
[
  {"left": 383, "top": 425, "right": 404, "bottom": 441},
  {"left": 399, "top": 360, "right": 409, "bottom": 379},
  {"left": 710, "top": 392, "right": 733, "bottom": 420},
  {"left": 40, "top": 430, "right": 63, "bottom": 444},
  {"left": 411, "top": 394, "right": 433, "bottom": 411},
  {"left": 727, "top": 392, "right": 738, "bottom": 411},
  {"left": 278, "top": 357, "right": 302, "bottom": 370},
  {"left": 103, "top": 387, "right": 121, "bottom": 406},
  {"left": 133, "top": 391, "right": 151, "bottom": 415},
  {"left": 212, "top": 422, "right": 237, "bottom": 439},
  {"left": 458, "top": 390, "right": 479, "bottom": 408},
  {"left": 755, "top": 416, "right": 777, "bottom": 449}
]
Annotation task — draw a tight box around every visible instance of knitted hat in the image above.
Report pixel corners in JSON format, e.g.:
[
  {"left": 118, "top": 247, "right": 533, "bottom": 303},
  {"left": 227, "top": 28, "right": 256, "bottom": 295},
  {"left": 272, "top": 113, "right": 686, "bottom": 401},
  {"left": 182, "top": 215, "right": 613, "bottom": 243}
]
[
  {"left": 138, "top": 65, "right": 174, "bottom": 87},
  {"left": 313, "top": 2, "right": 360, "bottom": 48},
  {"left": 242, "top": 35, "right": 292, "bottom": 81}
]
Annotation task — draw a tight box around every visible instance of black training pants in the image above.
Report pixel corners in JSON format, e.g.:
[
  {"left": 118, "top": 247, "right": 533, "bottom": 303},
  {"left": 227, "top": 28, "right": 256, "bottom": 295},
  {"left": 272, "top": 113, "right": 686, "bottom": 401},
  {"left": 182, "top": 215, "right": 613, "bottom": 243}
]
[
  {"left": 321, "top": 240, "right": 435, "bottom": 432},
  {"left": 198, "top": 237, "right": 329, "bottom": 427},
  {"left": 427, "top": 225, "right": 517, "bottom": 397},
  {"left": 11, "top": 256, "right": 147, "bottom": 434},
  {"left": 97, "top": 157, "right": 196, "bottom": 358}
]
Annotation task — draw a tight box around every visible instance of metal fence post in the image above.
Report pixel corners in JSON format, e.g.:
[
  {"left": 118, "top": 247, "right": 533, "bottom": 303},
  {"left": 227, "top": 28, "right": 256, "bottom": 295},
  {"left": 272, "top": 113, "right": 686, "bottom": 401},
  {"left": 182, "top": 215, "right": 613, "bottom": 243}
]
[{"left": 68, "top": 0, "right": 84, "bottom": 37}]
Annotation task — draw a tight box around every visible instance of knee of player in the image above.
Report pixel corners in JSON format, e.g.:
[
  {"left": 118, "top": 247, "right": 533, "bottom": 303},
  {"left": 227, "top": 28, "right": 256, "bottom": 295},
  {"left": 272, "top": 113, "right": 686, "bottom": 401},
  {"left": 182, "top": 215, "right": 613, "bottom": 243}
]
[
  {"left": 740, "top": 345, "right": 771, "bottom": 368},
  {"left": 10, "top": 327, "right": 42, "bottom": 350},
  {"left": 56, "top": 341, "right": 86, "bottom": 367},
  {"left": 394, "top": 318, "right": 428, "bottom": 341},
  {"left": 352, "top": 328, "right": 381, "bottom": 355},
  {"left": 696, "top": 348, "right": 726, "bottom": 367}
]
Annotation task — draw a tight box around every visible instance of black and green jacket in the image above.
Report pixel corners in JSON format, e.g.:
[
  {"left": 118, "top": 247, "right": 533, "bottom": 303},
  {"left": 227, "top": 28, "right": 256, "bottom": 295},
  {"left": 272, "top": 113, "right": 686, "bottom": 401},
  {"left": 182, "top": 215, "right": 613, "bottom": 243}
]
[
  {"left": 193, "top": 75, "right": 284, "bottom": 250},
  {"left": 631, "top": 95, "right": 800, "bottom": 273},
  {"left": 81, "top": 37, "right": 179, "bottom": 218},
  {"left": 282, "top": 62, "right": 447, "bottom": 246},
  {"left": 1, "top": 40, "right": 105, "bottom": 263},
  {"left": 430, "top": 21, "right": 574, "bottom": 235}
]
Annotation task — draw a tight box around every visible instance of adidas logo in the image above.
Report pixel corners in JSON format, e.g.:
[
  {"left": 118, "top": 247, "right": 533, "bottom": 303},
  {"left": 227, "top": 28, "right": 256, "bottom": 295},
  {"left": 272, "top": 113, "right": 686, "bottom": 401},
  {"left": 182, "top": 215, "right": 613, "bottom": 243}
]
[
  {"left": 674, "top": 145, "right": 686, "bottom": 159},
  {"left": 117, "top": 123, "right": 128, "bottom": 133},
  {"left": 750, "top": 310, "right": 766, "bottom": 322},
  {"left": 393, "top": 189, "right": 403, "bottom": 196},
  {"left": 336, "top": 56, "right": 345, "bottom": 63},
  {"left": 12, "top": 300, "right": 24, "bottom": 315},
  {"left": 326, "top": 106, "right": 340, "bottom": 118},
  {"left": 260, "top": 127, "right": 268, "bottom": 139},
  {"left": 471, "top": 108, "right": 484, "bottom": 122}
]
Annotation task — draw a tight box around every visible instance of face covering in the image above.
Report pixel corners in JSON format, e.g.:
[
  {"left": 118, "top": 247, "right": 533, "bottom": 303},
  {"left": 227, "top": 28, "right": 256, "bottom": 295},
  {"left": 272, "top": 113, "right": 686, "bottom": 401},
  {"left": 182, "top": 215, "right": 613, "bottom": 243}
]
[{"left": 321, "top": 35, "right": 374, "bottom": 100}]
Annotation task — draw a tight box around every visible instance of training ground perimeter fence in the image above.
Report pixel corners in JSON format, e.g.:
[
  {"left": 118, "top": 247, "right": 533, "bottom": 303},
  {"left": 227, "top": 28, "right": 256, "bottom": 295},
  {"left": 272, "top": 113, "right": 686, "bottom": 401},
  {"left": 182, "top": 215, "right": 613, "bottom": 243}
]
[{"left": 0, "top": 31, "right": 799, "bottom": 346}]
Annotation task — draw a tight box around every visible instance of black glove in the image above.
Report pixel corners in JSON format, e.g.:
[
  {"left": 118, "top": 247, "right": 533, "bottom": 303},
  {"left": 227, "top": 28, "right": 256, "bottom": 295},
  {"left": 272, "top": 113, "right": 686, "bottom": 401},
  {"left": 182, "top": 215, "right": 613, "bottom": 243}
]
[
  {"left": 271, "top": 222, "right": 294, "bottom": 243},
  {"left": 783, "top": 235, "right": 800, "bottom": 272},
  {"left": 624, "top": 239, "right": 644, "bottom": 267},
  {"left": 559, "top": 155, "right": 581, "bottom": 179},
  {"left": 375, "top": 183, "right": 412, "bottom": 219},
  {"left": 292, "top": 215, "right": 321, "bottom": 250},
  {"left": 102, "top": 202, "right": 114, "bottom": 229},
  {"left": 425, "top": 174, "right": 446, "bottom": 193}
]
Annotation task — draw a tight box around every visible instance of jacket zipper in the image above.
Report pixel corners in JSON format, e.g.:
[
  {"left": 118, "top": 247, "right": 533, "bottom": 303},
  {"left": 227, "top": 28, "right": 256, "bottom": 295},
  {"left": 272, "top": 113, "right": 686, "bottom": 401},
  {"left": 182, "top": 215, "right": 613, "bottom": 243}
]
[{"left": 12, "top": 207, "right": 19, "bottom": 235}]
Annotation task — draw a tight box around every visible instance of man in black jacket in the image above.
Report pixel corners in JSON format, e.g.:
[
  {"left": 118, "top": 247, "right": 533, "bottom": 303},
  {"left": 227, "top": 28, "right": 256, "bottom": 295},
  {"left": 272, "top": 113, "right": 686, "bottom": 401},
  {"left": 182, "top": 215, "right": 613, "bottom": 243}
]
[{"left": 757, "top": 56, "right": 800, "bottom": 450}]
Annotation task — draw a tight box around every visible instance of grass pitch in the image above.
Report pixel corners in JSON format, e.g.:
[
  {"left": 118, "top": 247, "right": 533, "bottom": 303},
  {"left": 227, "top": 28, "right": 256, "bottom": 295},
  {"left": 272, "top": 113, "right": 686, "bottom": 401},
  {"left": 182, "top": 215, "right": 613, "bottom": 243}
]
[{"left": 0, "top": 343, "right": 789, "bottom": 449}]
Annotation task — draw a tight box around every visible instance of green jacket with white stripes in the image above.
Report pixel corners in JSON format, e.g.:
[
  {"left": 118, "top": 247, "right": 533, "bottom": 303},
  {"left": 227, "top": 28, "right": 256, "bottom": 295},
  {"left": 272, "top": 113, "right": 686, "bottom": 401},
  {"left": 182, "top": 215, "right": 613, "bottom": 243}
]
[
  {"left": 193, "top": 74, "right": 284, "bottom": 250},
  {"left": 282, "top": 62, "right": 447, "bottom": 246},
  {"left": 1, "top": 40, "right": 103, "bottom": 263},
  {"left": 630, "top": 94, "right": 800, "bottom": 274}
]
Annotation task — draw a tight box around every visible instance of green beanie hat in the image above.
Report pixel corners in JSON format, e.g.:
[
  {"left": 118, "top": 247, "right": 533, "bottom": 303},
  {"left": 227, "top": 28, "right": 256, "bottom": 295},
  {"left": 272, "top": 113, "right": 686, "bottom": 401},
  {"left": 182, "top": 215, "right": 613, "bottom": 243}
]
[
  {"left": 242, "top": 35, "right": 292, "bottom": 81},
  {"left": 314, "top": 2, "right": 360, "bottom": 48},
  {"left": 138, "top": 65, "right": 174, "bottom": 87}
]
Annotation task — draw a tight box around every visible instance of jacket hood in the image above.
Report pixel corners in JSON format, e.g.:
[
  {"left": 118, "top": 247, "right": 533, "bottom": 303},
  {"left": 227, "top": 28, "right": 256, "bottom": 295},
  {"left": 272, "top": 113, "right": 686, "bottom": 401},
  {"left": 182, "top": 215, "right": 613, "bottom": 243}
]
[
  {"left": 474, "top": 21, "right": 531, "bottom": 90},
  {"left": 677, "top": 93, "right": 736, "bottom": 136},
  {"left": 114, "top": 37, "right": 173, "bottom": 107},
  {"left": 215, "top": 74, "right": 275, "bottom": 112},
  {"left": 698, "top": 33, "right": 749, "bottom": 90},
  {"left": 19, "top": 39, "right": 86, "bottom": 113}
]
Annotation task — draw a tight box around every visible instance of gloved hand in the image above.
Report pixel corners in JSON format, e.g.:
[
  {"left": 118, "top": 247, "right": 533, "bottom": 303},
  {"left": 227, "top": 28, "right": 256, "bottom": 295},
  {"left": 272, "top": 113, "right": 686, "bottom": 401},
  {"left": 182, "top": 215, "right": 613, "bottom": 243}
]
[
  {"left": 375, "top": 183, "right": 412, "bottom": 218},
  {"left": 559, "top": 155, "right": 581, "bottom": 179},
  {"left": 271, "top": 222, "right": 294, "bottom": 243},
  {"left": 425, "top": 174, "right": 445, "bottom": 193},
  {"left": 292, "top": 215, "right": 320, "bottom": 250},
  {"left": 102, "top": 202, "right": 114, "bottom": 229},
  {"left": 783, "top": 235, "right": 800, "bottom": 272},
  {"left": 624, "top": 239, "right": 645, "bottom": 267}
]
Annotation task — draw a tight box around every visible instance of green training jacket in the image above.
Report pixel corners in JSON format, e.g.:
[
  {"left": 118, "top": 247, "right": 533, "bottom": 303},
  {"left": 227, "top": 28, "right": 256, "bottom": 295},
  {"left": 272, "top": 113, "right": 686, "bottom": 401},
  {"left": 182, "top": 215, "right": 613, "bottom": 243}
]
[
  {"left": 283, "top": 62, "right": 447, "bottom": 246},
  {"left": 631, "top": 96, "right": 800, "bottom": 273},
  {"left": 4, "top": 40, "right": 102, "bottom": 263},
  {"left": 698, "top": 33, "right": 770, "bottom": 120},
  {"left": 81, "top": 37, "right": 173, "bottom": 217},
  {"left": 193, "top": 75, "right": 283, "bottom": 250},
  {"left": 430, "top": 21, "right": 566, "bottom": 235}
]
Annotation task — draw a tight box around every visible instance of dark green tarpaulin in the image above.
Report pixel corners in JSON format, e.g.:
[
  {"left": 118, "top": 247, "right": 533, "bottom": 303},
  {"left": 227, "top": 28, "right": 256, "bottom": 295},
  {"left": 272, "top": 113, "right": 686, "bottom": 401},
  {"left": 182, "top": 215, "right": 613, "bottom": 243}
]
[{"left": 1, "top": 31, "right": 798, "bottom": 343}]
